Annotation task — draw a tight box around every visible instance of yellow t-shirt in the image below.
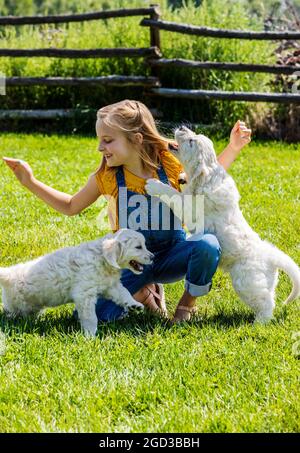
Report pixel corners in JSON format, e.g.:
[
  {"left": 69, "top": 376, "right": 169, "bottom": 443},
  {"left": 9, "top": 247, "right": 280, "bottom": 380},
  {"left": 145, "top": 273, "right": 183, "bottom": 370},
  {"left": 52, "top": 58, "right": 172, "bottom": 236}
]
[{"left": 95, "top": 149, "right": 184, "bottom": 232}]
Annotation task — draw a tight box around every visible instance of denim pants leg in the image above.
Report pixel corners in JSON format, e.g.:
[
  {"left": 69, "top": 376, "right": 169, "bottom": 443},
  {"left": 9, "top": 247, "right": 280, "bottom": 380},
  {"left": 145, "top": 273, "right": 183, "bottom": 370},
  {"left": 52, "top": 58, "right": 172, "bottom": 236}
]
[
  {"left": 95, "top": 233, "right": 221, "bottom": 322},
  {"left": 152, "top": 233, "right": 221, "bottom": 296}
]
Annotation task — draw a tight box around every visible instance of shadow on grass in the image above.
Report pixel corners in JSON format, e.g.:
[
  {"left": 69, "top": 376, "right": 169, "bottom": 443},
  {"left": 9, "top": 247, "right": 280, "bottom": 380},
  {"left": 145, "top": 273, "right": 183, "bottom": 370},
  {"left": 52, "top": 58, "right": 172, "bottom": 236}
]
[
  {"left": 0, "top": 307, "right": 169, "bottom": 339},
  {"left": 0, "top": 303, "right": 290, "bottom": 339}
]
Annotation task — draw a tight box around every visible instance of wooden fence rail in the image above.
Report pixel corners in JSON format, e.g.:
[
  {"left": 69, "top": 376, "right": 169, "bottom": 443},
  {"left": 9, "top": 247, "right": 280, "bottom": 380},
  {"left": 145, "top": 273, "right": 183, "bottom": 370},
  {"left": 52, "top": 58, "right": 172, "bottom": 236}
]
[
  {"left": 0, "top": 47, "right": 161, "bottom": 58},
  {"left": 0, "top": 108, "right": 162, "bottom": 120},
  {"left": 140, "top": 18, "right": 300, "bottom": 40},
  {"left": 4, "top": 76, "right": 161, "bottom": 87},
  {"left": 0, "top": 3, "right": 299, "bottom": 122},
  {"left": 148, "top": 88, "right": 300, "bottom": 103},
  {"left": 147, "top": 58, "right": 299, "bottom": 75},
  {"left": 0, "top": 7, "right": 160, "bottom": 25},
  {"left": 0, "top": 4, "right": 161, "bottom": 113}
]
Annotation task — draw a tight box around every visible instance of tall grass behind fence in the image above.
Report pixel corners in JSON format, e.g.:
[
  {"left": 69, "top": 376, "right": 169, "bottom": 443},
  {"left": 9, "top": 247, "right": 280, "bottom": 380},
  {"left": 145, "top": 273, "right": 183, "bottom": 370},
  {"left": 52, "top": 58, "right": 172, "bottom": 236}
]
[
  {"left": 0, "top": 0, "right": 285, "bottom": 135},
  {"left": 147, "top": 0, "right": 277, "bottom": 130}
]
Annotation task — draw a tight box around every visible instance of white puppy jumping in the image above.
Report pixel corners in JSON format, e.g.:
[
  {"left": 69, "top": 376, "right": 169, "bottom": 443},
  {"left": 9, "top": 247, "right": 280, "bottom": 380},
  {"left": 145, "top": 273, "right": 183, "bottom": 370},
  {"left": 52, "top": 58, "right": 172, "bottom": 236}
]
[
  {"left": 146, "top": 126, "right": 300, "bottom": 323},
  {"left": 0, "top": 228, "right": 153, "bottom": 336}
]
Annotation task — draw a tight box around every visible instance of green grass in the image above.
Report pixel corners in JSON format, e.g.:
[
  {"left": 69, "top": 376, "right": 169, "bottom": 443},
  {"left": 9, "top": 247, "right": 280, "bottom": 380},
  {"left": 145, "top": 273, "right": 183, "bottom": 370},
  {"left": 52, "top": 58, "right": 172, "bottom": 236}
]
[{"left": 0, "top": 132, "right": 300, "bottom": 432}]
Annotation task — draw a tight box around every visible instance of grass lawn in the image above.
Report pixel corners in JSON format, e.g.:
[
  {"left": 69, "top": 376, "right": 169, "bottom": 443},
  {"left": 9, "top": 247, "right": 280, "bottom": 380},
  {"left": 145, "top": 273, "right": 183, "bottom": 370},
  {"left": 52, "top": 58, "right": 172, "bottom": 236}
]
[{"left": 0, "top": 132, "right": 299, "bottom": 433}]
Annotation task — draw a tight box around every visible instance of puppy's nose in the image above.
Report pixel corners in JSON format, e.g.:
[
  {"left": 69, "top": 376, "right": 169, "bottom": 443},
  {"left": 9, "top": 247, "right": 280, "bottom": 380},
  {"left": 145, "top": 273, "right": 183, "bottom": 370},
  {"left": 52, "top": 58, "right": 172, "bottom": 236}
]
[{"left": 179, "top": 125, "right": 189, "bottom": 132}]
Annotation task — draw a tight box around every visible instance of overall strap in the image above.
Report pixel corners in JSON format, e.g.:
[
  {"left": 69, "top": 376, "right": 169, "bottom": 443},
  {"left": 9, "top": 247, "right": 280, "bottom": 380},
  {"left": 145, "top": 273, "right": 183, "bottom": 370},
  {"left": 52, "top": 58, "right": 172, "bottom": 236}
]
[
  {"left": 116, "top": 164, "right": 170, "bottom": 187},
  {"left": 116, "top": 166, "right": 127, "bottom": 229},
  {"left": 116, "top": 166, "right": 126, "bottom": 187},
  {"left": 156, "top": 164, "right": 170, "bottom": 185}
]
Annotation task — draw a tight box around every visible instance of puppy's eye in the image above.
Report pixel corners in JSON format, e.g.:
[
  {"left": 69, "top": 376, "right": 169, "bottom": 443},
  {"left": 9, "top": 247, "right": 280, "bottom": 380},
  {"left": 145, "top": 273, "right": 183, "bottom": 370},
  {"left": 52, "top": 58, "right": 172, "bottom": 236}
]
[
  {"left": 135, "top": 245, "right": 142, "bottom": 249},
  {"left": 189, "top": 139, "right": 194, "bottom": 147}
]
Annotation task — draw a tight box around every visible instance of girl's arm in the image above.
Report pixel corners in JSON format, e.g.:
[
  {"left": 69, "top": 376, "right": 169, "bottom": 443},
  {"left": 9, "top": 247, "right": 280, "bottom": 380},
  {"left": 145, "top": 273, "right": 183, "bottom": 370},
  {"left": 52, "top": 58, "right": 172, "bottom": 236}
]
[
  {"left": 26, "top": 174, "right": 101, "bottom": 216},
  {"left": 2, "top": 157, "right": 101, "bottom": 216},
  {"left": 178, "top": 120, "right": 252, "bottom": 184},
  {"left": 217, "top": 120, "right": 252, "bottom": 171}
]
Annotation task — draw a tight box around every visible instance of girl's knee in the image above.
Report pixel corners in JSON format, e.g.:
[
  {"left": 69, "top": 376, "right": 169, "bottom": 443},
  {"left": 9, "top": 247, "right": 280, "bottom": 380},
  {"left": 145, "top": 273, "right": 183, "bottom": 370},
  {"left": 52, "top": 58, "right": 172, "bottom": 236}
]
[{"left": 192, "top": 233, "right": 221, "bottom": 260}]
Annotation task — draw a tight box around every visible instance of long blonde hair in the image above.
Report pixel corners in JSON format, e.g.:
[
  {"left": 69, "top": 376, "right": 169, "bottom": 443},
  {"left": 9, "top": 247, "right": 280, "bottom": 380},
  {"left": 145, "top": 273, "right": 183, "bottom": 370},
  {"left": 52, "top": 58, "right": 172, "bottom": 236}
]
[{"left": 95, "top": 99, "right": 177, "bottom": 174}]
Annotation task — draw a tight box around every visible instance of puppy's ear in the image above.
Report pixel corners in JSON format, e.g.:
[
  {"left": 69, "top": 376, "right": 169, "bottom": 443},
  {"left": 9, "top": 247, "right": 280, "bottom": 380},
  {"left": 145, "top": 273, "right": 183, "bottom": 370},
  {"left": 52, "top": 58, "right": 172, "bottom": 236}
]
[{"left": 102, "top": 238, "right": 123, "bottom": 269}]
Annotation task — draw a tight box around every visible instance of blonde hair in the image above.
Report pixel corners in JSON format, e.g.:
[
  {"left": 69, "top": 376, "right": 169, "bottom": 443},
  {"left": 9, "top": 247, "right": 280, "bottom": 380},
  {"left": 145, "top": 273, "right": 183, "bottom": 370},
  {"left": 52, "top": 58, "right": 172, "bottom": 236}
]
[{"left": 95, "top": 99, "right": 177, "bottom": 174}]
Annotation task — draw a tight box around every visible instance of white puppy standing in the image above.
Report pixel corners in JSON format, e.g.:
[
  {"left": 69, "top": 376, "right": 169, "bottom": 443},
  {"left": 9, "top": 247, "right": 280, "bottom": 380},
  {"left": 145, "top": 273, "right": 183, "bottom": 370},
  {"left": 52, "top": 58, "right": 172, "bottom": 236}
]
[
  {"left": 145, "top": 126, "right": 300, "bottom": 323},
  {"left": 0, "top": 228, "right": 153, "bottom": 337}
]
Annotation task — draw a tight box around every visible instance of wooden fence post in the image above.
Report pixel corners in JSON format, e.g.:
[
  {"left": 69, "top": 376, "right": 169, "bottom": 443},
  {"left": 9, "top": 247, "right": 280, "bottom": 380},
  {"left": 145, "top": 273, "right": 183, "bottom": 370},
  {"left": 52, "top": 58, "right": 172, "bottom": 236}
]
[
  {"left": 149, "top": 4, "right": 161, "bottom": 78},
  {"left": 147, "top": 4, "right": 162, "bottom": 118}
]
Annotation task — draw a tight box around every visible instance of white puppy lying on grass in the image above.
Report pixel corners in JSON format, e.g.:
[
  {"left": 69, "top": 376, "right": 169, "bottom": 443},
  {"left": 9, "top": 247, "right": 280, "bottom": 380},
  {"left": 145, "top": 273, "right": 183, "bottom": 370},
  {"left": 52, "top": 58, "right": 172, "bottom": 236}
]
[
  {"left": 146, "top": 126, "right": 300, "bottom": 323},
  {"left": 0, "top": 228, "right": 153, "bottom": 337}
]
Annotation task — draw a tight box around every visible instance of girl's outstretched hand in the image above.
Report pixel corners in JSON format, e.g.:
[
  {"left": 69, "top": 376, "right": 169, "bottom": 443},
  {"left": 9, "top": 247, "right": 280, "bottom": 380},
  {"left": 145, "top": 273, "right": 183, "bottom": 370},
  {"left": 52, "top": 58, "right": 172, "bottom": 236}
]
[
  {"left": 2, "top": 157, "right": 34, "bottom": 186},
  {"left": 229, "top": 120, "right": 252, "bottom": 152}
]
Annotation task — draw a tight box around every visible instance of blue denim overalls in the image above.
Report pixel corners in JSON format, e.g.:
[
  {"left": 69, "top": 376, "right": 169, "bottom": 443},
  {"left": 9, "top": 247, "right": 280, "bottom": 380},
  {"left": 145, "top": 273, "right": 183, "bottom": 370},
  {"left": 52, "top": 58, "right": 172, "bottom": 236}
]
[{"left": 95, "top": 163, "right": 222, "bottom": 321}]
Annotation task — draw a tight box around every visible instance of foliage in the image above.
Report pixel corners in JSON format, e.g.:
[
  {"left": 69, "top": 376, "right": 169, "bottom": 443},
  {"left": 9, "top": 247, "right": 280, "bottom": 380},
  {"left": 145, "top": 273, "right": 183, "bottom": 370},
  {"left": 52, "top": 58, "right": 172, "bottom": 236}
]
[{"left": 0, "top": 0, "right": 279, "bottom": 136}]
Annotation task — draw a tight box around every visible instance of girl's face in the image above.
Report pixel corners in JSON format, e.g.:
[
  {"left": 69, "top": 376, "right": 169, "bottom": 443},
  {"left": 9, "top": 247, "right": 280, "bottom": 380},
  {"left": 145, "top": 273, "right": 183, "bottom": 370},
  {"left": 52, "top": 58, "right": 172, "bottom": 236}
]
[{"left": 96, "top": 120, "right": 138, "bottom": 167}]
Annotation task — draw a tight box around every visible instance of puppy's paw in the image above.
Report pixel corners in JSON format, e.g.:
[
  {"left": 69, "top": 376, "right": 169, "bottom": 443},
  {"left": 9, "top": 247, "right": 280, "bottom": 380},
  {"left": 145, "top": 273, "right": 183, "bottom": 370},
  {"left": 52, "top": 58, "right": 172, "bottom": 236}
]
[
  {"left": 128, "top": 301, "right": 144, "bottom": 313},
  {"left": 145, "top": 178, "right": 168, "bottom": 196},
  {"left": 82, "top": 326, "right": 97, "bottom": 338}
]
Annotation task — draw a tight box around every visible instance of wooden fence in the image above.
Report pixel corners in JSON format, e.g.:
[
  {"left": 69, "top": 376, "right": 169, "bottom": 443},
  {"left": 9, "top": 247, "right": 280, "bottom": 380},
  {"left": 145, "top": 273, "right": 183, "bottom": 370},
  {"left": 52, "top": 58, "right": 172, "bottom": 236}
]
[
  {"left": 0, "top": 4, "right": 299, "bottom": 120},
  {"left": 140, "top": 14, "right": 300, "bottom": 103}
]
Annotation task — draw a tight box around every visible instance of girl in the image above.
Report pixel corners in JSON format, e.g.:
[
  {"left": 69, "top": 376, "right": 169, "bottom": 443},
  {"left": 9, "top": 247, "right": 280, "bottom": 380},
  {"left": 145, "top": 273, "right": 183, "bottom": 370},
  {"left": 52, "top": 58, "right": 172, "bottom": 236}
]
[{"left": 2, "top": 100, "right": 251, "bottom": 324}]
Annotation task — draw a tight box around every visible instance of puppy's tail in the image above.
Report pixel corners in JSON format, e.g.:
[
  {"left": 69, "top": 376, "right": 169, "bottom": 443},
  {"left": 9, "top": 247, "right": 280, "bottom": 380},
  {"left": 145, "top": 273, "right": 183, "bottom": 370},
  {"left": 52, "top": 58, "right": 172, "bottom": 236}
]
[{"left": 270, "top": 246, "right": 300, "bottom": 304}]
